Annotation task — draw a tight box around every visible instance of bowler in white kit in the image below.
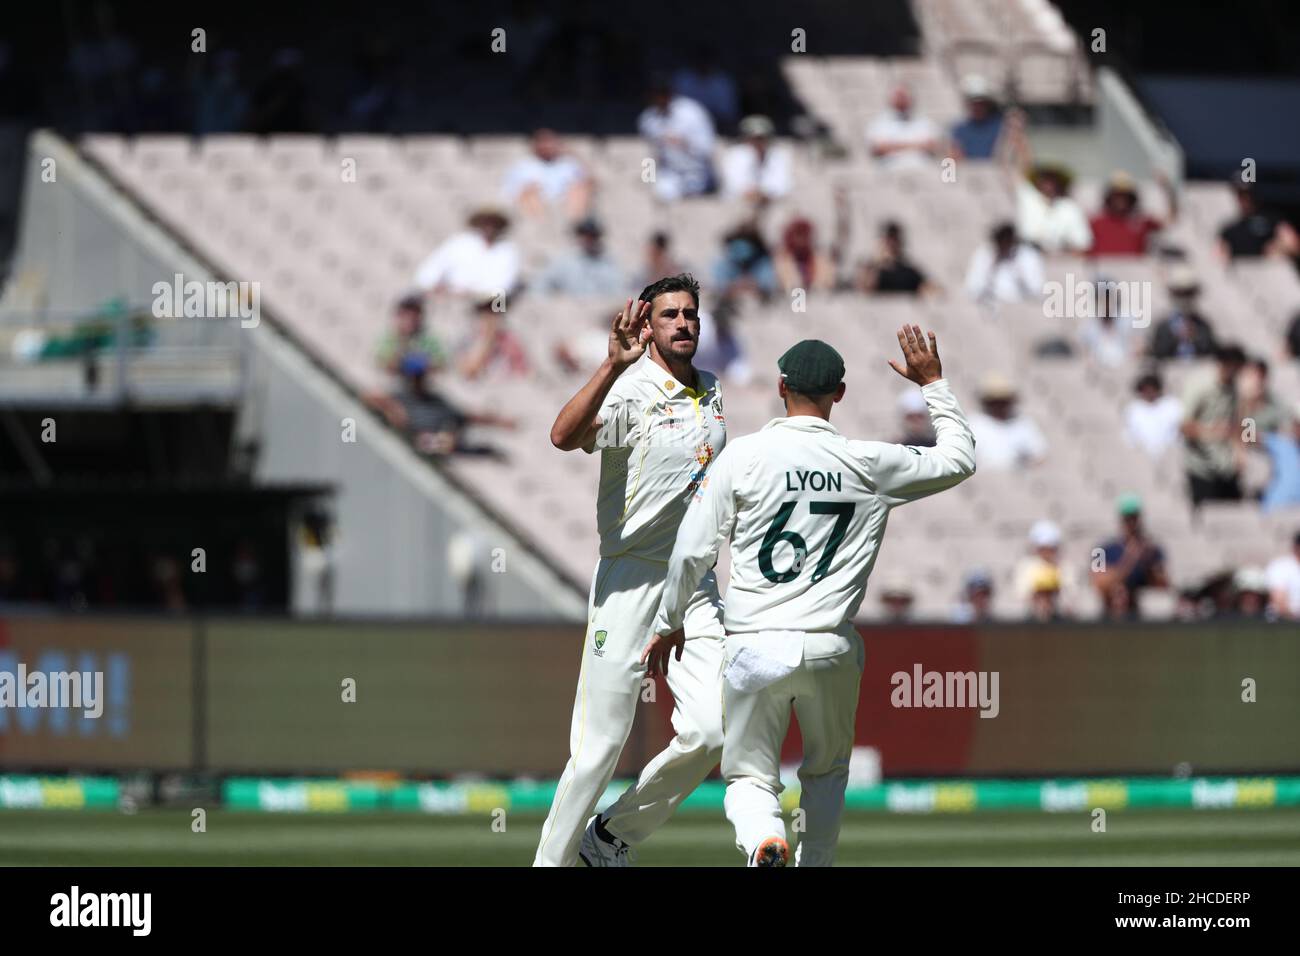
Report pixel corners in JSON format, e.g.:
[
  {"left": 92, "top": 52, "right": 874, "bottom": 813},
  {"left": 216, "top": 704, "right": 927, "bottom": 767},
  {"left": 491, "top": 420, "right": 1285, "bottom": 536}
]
[
  {"left": 644, "top": 327, "right": 975, "bottom": 866},
  {"left": 534, "top": 274, "right": 728, "bottom": 867}
]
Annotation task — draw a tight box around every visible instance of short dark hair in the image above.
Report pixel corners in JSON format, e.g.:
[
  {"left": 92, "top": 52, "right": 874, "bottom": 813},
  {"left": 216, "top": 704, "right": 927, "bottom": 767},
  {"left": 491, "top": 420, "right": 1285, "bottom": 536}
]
[
  {"left": 639, "top": 273, "right": 700, "bottom": 309},
  {"left": 1216, "top": 342, "right": 1246, "bottom": 365},
  {"left": 1134, "top": 371, "right": 1162, "bottom": 393}
]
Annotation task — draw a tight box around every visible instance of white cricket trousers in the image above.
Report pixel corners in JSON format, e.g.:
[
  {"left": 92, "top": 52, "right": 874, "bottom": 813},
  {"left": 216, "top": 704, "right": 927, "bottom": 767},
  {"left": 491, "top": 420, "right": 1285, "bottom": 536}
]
[
  {"left": 533, "top": 553, "right": 726, "bottom": 867},
  {"left": 722, "top": 630, "right": 865, "bottom": 867}
]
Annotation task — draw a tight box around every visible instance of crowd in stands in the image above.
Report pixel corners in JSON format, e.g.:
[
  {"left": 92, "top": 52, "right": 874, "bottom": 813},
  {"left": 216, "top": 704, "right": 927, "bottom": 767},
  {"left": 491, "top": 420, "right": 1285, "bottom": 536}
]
[{"left": 355, "top": 72, "right": 1300, "bottom": 623}]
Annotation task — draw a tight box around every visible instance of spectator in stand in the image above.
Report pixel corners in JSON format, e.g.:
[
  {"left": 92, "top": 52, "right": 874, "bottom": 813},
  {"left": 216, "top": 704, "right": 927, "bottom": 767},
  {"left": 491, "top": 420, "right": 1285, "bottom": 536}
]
[
  {"left": 949, "top": 74, "right": 1005, "bottom": 160},
  {"left": 964, "top": 222, "right": 1045, "bottom": 305},
  {"left": 500, "top": 128, "right": 593, "bottom": 220},
  {"left": 1181, "top": 343, "right": 1247, "bottom": 505},
  {"left": 1262, "top": 403, "right": 1300, "bottom": 513},
  {"left": 414, "top": 209, "right": 520, "bottom": 301},
  {"left": 693, "top": 301, "right": 753, "bottom": 386},
  {"left": 1027, "top": 564, "right": 1065, "bottom": 622},
  {"left": 1266, "top": 531, "right": 1300, "bottom": 618},
  {"left": 367, "top": 296, "right": 513, "bottom": 454},
  {"left": 853, "top": 221, "right": 932, "bottom": 296},
  {"left": 1286, "top": 311, "right": 1300, "bottom": 362},
  {"left": 1233, "top": 568, "right": 1270, "bottom": 619},
  {"left": 638, "top": 77, "right": 717, "bottom": 201},
  {"left": 634, "top": 231, "right": 687, "bottom": 289},
  {"left": 878, "top": 577, "right": 915, "bottom": 621},
  {"left": 968, "top": 373, "right": 1048, "bottom": 470},
  {"left": 534, "top": 218, "right": 626, "bottom": 297},
  {"left": 1080, "top": 276, "right": 1139, "bottom": 369},
  {"left": 894, "top": 389, "right": 936, "bottom": 447},
  {"left": 672, "top": 49, "right": 739, "bottom": 130},
  {"left": 774, "top": 217, "right": 835, "bottom": 294},
  {"left": 1013, "top": 520, "right": 1082, "bottom": 617},
  {"left": 712, "top": 221, "right": 777, "bottom": 303},
  {"left": 1093, "top": 494, "right": 1169, "bottom": 612},
  {"left": 720, "top": 114, "right": 792, "bottom": 204},
  {"left": 1123, "top": 370, "right": 1184, "bottom": 459},
  {"left": 1148, "top": 266, "right": 1218, "bottom": 360},
  {"left": 1088, "top": 170, "right": 1175, "bottom": 256},
  {"left": 1238, "top": 357, "right": 1287, "bottom": 436},
  {"left": 1004, "top": 110, "right": 1091, "bottom": 253},
  {"left": 1218, "top": 180, "right": 1300, "bottom": 261},
  {"left": 951, "top": 568, "right": 995, "bottom": 623},
  {"left": 865, "top": 85, "right": 941, "bottom": 172},
  {"left": 460, "top": 299, "right": 530, "bottom": 381}
]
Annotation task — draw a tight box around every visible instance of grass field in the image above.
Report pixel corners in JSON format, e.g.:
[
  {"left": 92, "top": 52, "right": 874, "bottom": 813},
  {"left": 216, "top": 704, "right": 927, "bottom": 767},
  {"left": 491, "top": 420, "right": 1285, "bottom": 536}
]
[{"left": 3, "top": 808, "right": 1300, "bottom": 865}]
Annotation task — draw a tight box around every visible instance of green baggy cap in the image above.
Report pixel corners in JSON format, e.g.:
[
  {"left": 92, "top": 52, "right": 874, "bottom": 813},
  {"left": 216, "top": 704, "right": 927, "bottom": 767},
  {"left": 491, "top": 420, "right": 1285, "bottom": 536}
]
[{"left": 778, "top": 339, "right": 845, "bottom": 395}]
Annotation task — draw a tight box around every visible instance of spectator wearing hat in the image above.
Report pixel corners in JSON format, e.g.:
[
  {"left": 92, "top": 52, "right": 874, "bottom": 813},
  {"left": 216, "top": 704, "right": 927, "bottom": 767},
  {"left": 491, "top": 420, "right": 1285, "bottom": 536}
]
[
  {"left": 1013, "top": 520, "right": 1082, "bottom": 617},
  {"left": 414, "top": 209, "right": 521, "bottom": 300},
  {"left": 712, "top": 221, "right": 777, "bottom": 302},
  {"left": 878, "top": 577, "right": 915, "bottom": 622},
  {"left": 865, "top": 85, "right": 941, "bottom": 172},
  {"left": 500, "top": 128, "right": 594, "bottom": 220},
  {"left": 949, "top": 75, "right": 1006, "bottom": 160},
  {"left": 1123, "top": 371, "right": 1184, "bottom": 459},
  {"left": 638, "top": 77, "right": 717, "bottom": 202},
  {"left": 1218, "top": 181, "right": 1300, "bottom": 261},
  {"left": 893, "top": 388, "right": 936, "bottom": 447},
  {"left": 1004, "top": 111, "right": 1091, "bottom": 253},
  {"left": 1093, "top": 494, "right": 1169, "bottom": 613},
  {"left": 964, "top": 221, "right": 1045, "bottom": 305},
  {"left": 1089, "top": 170, "right": 1175, "bottom": 256},
  {"left": 1148, "top": 266, "right": 1218, "bottom": 360},
  {"left": 968, "top": 373, "right": 1048, "bottom": 470},
  {"left": 1233, "top": 567, "right": 1270, "bottom": 619},
  {"left": 1181, "top": 343, "right": 1247, "bottom": 505},
  {"left": 1262, "top": 403, "right": 1300, "bottom": 513},
  {"left": 853, "top": 221, "right": 932, "bottom": 296},
  {"left": 951, "top": 569, "right": 995, "bottom": 623},
  {"left": 1027, "top": 564, "right": 1065, "bottom": 622},
  {"left": 720, "top": 114, "right": 792, "bottom": 203},
  {"left": 774, "top": 217, "right": 835, "bottom": 293},
  {"left": 534, "top": 218, "right": 627, "bottom": 297},
  {"left": 1266, "top": 532, "right": 1300, "bottom": 619}
]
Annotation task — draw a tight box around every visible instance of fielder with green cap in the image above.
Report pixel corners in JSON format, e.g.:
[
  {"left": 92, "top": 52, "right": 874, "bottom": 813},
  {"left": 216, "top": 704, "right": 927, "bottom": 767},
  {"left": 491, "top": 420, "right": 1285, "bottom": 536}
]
[{"left": 643, "top": 325, "right": 976, "bottom": 866}]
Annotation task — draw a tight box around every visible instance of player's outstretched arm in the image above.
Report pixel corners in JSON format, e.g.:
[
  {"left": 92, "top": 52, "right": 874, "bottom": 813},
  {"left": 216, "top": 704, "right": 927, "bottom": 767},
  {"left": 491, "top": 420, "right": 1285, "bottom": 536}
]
[
  {"left": 867, "top": 325, "right": 976, "bottom": 504},
  {"left": 549, "top": 298, "right": 649, "bottom": 451}
]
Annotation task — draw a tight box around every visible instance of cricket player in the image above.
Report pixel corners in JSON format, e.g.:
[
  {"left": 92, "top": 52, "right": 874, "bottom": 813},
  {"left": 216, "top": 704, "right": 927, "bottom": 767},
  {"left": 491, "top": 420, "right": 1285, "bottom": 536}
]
[
  {"left": 644, "top": 328, "right": 975, "bottom": 866},
  {"left": 534, "top": 274, "right": 728, "bottom": 867}
]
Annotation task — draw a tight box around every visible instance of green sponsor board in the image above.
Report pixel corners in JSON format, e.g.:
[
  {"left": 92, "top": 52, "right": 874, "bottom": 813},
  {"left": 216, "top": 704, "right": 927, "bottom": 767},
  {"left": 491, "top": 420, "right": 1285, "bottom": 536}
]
[
  {"left": 0, "top": 775, "right": 119, "bottom": 809},
  {"left": 216, "top": 775, "right": 1300, "bottom": 814}
]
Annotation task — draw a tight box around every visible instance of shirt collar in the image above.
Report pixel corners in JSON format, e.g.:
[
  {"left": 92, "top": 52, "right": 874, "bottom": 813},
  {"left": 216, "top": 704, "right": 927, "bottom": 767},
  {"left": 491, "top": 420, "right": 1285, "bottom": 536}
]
[
  {"left": 762, "top": 415, "right": 840, "bottom": 435},
  {"left": 638, "top": 357, "right": 707, "bottom": 399}
]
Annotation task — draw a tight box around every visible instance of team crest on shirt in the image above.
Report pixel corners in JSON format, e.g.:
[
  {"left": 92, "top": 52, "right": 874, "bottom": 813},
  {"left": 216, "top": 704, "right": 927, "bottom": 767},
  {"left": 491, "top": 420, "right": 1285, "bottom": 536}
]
[
  {"left": 593, "top": 629, "right": 608, "bottom": 656},
  {"left": 684, "top": 440, "right": 716, "bottom": 497}
]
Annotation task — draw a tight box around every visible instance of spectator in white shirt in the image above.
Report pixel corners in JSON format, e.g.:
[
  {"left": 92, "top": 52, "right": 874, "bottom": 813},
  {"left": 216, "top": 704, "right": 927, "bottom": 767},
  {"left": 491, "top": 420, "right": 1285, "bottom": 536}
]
[
  {"left": 1004, "top": 111, "right": 1091, "bottom": 252},
  {"left": 414, "top": 209, "right": 521, "bottom": 300},
  {"left": 1265, "top": 532, "right": 1300, "bottom": 619},
  {"left": 500, "top": 128, "right": 593, "bottom": 220},
  {"left": 965, "top": 222, "right": 1045, "bottom": 305},
  {"left": 865, "top": 86, "right": 941, "bottom": 171},
  {"left": 720, "top": 114, "right": 792, "bottom": 204},
  {"left": 638, "top": 79, "right": 717, "bottom": 201},
  {"left": 1124, "top": 371, "right": 1184, "bottom": 459},
  {"left": 969, "top": 373, "right": 1048, "bottom": 470}
]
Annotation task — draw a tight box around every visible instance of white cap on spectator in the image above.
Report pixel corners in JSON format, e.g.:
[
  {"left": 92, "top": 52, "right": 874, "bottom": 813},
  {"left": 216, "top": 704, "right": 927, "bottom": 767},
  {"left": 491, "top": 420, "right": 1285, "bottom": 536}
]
[
  {"left": 739, "top": 114, "right": 775, "bottom": 138},
  {"left": 1028, "top": 519, "right": 1061, "bottom": 549},
  {"left": 960, "top": 74, "right": 995, "bottom": 101},
  {"left": 1234, "top": 567, "right": 1268, "bottom": 593}
]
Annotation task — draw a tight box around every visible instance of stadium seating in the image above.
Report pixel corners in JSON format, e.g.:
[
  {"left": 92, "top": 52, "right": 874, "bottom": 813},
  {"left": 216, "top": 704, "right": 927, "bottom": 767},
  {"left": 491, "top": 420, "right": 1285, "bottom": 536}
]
[{"left": 76, "top": 53, "right": 1300, "bottom": 621}]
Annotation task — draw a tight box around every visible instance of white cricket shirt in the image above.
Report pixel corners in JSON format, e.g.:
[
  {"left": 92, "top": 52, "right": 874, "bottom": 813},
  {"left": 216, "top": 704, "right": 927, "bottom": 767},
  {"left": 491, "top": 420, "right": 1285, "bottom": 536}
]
[
  {"left": 653, "top": 379, "right": 975, "bottom": 636},
  {"left": 585, "top": 355, "right": 727, "bottom": 563}
]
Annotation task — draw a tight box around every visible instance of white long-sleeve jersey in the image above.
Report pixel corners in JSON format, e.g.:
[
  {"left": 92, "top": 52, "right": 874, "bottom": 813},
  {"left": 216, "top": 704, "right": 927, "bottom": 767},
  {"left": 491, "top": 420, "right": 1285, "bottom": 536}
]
[{"left": 652, "top": 379, "right": 976, "bottom": 637}]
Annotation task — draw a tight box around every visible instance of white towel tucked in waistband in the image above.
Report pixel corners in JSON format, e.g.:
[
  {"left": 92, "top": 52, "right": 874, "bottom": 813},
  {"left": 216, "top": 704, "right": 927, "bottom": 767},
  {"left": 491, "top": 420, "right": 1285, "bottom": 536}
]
[{"left": 724, "top": 630, "right": 805, "bottom": 694}]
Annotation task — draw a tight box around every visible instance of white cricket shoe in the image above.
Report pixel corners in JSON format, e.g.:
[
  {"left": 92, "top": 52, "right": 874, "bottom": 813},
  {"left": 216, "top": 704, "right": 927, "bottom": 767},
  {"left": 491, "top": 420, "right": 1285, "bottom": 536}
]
[
  {"left": 748, "top": 836, "right": 789, "bottom": 867},
  {"left": 579, "top": 815, "right": 631, "bottom": 867}
]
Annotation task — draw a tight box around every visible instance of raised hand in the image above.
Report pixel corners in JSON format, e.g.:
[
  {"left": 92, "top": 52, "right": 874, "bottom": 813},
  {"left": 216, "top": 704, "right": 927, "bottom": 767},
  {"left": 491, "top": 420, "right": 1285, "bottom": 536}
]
[
  {"left": 887, "top": 324, "right": 943, "bottom": 386},
  {"left": 608, "top": 298, "right": 651, "bottom": 369}
]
